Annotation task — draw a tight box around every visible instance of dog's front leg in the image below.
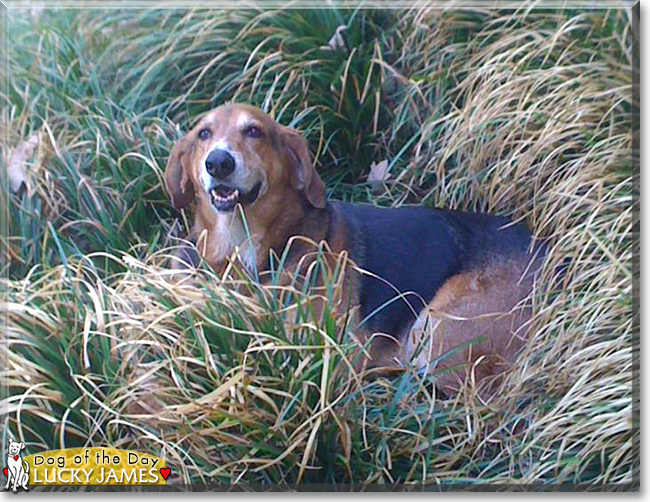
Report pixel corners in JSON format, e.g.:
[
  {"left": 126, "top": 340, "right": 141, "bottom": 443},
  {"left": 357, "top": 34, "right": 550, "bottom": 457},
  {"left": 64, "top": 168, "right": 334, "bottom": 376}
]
[{"left": 9, "top": 466, "right": 18, "bottom": 492}]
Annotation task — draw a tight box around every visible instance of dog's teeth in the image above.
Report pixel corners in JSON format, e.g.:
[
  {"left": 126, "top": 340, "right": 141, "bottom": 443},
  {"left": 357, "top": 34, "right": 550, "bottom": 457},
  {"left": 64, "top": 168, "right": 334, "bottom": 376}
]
[{"left": 210, "top": 187, "right": 239, "bottom": 206}]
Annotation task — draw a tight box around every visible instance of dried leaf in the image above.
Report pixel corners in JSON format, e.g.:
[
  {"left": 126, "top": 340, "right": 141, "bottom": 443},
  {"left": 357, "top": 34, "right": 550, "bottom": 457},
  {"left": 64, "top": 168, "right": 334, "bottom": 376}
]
[
  {"left": 8, "top": 134, "right": 39, "bottom": 192},
  {"left": 321, "top": 25, "right": 347, "bottom": 51},
  {"left": 367, "top": 159, "right": 390, "bottom": 184}
]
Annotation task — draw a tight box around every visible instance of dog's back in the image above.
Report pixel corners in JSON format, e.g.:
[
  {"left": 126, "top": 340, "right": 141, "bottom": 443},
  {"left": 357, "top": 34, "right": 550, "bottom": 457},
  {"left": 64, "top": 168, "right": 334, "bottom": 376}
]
[{"left": 334, "top": 202, "right": 543, "bottom": 337}]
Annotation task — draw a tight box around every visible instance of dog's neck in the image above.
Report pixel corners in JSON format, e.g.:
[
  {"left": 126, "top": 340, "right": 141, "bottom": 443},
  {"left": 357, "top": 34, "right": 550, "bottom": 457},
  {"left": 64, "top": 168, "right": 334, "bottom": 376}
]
[
  {"left": 200, "top": 210, "right": 257, "bottom": 271},
  {"left": 193, "top": 195, "right": 331, "bottom": 274}
]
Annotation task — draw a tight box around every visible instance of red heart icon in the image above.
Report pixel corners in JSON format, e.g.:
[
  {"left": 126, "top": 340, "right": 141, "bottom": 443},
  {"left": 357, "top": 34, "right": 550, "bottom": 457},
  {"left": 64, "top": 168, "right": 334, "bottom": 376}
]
[
  {"left": 13, "top": 456, "right": 18, "bottom": 461},
  {"left": 160, "top": 467, "right": 171, "bottom": 480},
  {"left": 3, "top": 468, "right": 7, "bottom": 478}
]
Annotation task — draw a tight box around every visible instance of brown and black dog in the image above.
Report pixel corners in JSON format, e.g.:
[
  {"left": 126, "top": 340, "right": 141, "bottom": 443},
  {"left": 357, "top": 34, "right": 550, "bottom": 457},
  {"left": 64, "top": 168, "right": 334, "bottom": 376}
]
[{"left": 165, "top": 103, "right": 545, "bottom": 396}]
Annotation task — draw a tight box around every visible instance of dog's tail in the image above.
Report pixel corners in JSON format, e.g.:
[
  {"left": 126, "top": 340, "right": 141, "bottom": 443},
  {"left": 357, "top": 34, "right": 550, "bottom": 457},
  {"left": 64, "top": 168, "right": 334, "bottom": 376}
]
[{"left": 22, "top": 460, "right": 29, "bottom": 473}]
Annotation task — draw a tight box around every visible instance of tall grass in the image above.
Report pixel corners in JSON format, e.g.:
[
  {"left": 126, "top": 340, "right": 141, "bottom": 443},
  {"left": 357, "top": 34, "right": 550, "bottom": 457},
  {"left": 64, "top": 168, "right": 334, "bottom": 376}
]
[{"left": 2, "top": 5, "right": 637, "bottom": 487}]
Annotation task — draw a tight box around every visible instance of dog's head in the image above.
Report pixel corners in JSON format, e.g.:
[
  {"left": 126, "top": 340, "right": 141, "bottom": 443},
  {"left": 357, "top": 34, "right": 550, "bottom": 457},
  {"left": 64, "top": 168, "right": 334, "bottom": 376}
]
[
  {"left": 164, "top": 104, "right": 326, "bottom": 216},
  {"left": 7, "top": 438, "right": 25, "bottom": 456}
]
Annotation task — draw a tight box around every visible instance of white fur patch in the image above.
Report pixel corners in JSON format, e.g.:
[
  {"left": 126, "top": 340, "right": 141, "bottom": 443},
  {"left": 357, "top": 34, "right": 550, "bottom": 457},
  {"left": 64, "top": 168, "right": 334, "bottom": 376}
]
[
  {"left": 212, "top": 211, "right": 258, "bottom": 273},
  {"left": 200, "top": 163, "right": 213, "bottom": 192},
  {"left": 236, "top": 113, "right": 251, "bottom": 129},
  {"left": 213, "top": 138, "right": 230, "bottom": 150}
]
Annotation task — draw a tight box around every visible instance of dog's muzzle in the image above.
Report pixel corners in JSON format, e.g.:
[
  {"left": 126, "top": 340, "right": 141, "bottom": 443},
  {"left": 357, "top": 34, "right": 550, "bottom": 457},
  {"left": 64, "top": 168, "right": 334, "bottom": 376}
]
[{"left": 209, "top": 181, "right": 262, "bottom": 212}]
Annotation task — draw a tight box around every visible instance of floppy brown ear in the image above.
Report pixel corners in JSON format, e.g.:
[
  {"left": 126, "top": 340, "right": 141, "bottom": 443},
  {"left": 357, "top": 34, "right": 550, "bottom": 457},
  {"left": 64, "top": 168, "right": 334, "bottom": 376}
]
[
  {"left": 165, "top": 136, "right": 195, "bottom": 211},
  {"left": 281, "top": 126, "right": 326, "bottom": 209}
]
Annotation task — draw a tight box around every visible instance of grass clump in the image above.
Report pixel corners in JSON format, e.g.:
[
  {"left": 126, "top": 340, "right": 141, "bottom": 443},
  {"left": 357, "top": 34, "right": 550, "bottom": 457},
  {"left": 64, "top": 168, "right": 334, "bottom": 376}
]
[{"left": 2, "top": 5, "right": 637, "bottom": 487}]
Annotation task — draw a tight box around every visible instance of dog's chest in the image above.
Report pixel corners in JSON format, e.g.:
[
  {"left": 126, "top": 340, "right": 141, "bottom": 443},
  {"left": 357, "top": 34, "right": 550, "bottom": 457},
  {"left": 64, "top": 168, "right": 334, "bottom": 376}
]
[
  {"left": 208, "top": 212, "right": 258, "bottom": 271},
  {"left": 7, "top": 456, "right": 21, "bottom": 468}
]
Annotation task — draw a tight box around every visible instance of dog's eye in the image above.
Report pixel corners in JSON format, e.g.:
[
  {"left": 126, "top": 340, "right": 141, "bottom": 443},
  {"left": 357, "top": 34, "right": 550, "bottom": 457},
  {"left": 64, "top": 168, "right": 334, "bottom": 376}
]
[
  {"left": 244, "top": 125, "right": 263, "bottom": 139},
  {"left": 198, "top": 128, "right": 211, "bottom": 140}
]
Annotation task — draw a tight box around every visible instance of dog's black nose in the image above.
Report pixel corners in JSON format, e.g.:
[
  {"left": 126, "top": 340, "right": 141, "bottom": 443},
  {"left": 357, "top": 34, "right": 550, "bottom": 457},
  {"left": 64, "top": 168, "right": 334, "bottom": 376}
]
[{"left": 205, "top": 149, "right": 236, "bottom": 179}]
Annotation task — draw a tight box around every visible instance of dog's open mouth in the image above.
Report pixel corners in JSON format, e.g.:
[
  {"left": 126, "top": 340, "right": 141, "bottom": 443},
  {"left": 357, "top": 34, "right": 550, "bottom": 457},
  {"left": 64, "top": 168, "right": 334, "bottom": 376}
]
[{"left": 209, "top": 181, "right": 262, "bottom": 212}]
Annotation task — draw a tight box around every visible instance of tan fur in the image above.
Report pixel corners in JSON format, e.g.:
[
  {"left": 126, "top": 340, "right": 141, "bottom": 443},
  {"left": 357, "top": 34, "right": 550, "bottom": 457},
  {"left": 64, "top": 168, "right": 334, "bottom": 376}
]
[{"left": 399, "top": 256, "right": 540, "bottom": 396}]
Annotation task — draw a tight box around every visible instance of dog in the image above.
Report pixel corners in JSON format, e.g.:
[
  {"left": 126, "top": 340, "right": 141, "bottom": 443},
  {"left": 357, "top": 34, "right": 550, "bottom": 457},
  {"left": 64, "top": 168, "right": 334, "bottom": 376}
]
[
  {"left": 164, "top": 103, "right": 545, "bottom": 396},
  {"left": 5, "top": 438, "right": 29, "bottom": 492}
]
